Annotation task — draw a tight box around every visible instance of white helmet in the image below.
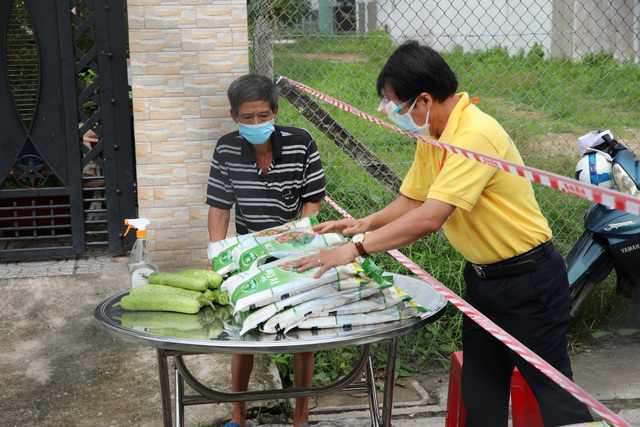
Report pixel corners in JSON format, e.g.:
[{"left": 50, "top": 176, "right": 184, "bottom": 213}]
[{"left": 575, "top": 151, "right": 613, "bottom": 188}]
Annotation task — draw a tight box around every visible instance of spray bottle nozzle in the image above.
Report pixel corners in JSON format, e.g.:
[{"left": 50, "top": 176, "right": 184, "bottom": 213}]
[{"left": 124, "top": 218, "right": 151, "bottom": 237}]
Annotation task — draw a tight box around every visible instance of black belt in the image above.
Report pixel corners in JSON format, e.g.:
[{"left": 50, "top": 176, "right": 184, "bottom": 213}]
[{"left": 471, "top": 241, "right": 554, "bottom": 279}]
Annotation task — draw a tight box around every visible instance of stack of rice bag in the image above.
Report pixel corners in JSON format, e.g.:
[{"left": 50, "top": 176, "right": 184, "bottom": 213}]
[{"left": 208, "top": 215, "right": 427, "bottom": 336}]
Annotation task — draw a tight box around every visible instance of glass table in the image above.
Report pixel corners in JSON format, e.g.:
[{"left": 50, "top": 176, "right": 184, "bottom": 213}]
[{"left": 94, "top": 273, "right": 447, "bottom": 427}]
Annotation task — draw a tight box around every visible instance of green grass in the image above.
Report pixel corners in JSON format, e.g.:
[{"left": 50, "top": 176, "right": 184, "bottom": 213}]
[{"left": 261, "top": 32, "right": 640, "bottom": 387}]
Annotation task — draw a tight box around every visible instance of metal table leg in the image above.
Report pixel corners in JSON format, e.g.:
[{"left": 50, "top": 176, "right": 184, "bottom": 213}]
[
  {"left": 175, "top": 359, "right": 185, "bottom": 427},
  {"left": 163, "top": 341, "right": 400, "bottom": 427},
  {"left": 157, "top": 349, "right": 173, "bottom": 427},
  {"left": 172, "top": 346, "right": 373, "bottom": 404},
  {"left": 381, "top": 337, "right": 399, "bottom": 427},
  {"left": 364, "top": 351, "right": 381, "bottom": 427}
]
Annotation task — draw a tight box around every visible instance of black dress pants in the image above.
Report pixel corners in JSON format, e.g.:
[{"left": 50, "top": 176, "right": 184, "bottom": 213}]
[{"left": 460, "top": 249, "right": 593, "bottom": 427}]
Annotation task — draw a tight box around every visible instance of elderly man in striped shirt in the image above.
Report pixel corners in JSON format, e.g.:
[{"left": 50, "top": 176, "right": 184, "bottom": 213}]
[{"left": 206, "top": 74, "right": 326, "bottom": 427}]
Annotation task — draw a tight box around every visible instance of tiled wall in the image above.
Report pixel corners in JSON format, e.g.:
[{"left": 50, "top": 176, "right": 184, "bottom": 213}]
[{"left": 127, "top": 1, "right": 248, "bottom": 269}]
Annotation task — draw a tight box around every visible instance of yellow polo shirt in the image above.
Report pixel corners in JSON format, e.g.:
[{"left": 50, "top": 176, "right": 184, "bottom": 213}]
[{"left": 400, "top": 93, "right": 551, "bottom": 265}]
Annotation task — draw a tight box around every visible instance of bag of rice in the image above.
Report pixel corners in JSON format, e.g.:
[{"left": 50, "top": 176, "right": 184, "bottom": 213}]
[
  {"left": 315, "top": 285, "right": 411, "bottom": 317},
  {"left": 238, "top": 283, "right": 337, "bottom": 335},
  {"left": 236, "top": 261, "right": 393, "bottom": 334},
  {"left": 236, "top": 275, "right": 386, "bottom": 335},
  {"left": 295, "top": 305, "right": 422, "bottom": 330},
  {"left": 261, "top": 280, "right": 394, "bottom": 334},
  {"left": 232, "top": 228, "right": 347, "bottom": 272},
  {"left": 221, "top": 252, "right": 365, "bottom": 313},
  {"left": 207, "top": 215, "right": 318, "bottom": 275}
]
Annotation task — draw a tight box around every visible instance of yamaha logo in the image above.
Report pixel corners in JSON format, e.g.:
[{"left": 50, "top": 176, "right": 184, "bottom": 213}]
[{"left": 620, "top": 243, "right": 640, "bottom": 254}]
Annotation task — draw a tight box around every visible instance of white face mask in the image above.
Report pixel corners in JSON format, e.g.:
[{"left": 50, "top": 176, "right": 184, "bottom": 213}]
[{"left": 378, "top": 97, "right": 430, "bottom": 136}]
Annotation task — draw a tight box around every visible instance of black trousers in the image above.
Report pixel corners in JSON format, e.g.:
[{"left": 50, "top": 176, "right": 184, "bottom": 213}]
[{"left": 461, "top": 248, "right": 593, "bottom": 427}]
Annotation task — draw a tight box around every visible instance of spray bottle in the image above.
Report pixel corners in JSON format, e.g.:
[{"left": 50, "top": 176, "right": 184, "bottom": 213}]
[{"left": 124, "top": 218, "right": 159, "bottom": 290}]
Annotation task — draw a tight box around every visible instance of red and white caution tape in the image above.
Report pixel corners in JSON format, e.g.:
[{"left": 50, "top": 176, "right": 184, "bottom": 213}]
[
  {"left": 280, "top": 76, "right": 640, "bottom": 217},
  {"left": 323, "top": 194, "right": 630, "bottom": 427}
]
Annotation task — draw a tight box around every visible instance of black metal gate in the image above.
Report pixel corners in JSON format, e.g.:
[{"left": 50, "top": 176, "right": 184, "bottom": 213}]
[{"left": 0, "top": 0, "right": 135, "bottom": 260}]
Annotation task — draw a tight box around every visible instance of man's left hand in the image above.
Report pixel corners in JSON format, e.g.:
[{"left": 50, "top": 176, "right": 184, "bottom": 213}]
[{"left": 295, "top": 243, "right": 359, "bottom": 279}]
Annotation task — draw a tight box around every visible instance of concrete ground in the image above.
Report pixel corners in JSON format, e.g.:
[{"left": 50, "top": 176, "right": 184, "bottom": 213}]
[{"left": 1, "top": 253, "right": 640, "bottom": 427}]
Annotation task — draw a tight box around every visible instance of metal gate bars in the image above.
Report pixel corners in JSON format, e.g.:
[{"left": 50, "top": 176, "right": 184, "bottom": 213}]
[{"left": 0, "top": 0, "right": 135, "bottom": 259}]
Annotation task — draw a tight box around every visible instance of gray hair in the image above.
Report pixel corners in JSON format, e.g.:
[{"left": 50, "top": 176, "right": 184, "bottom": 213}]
[{"left": 227, "top": 74, "right": 279, "bottom": 113}]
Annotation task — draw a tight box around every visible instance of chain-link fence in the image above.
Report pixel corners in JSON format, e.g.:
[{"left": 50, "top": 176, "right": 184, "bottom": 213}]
[{"left": 248, "top": 0, "right": 640, "bottom": 255}]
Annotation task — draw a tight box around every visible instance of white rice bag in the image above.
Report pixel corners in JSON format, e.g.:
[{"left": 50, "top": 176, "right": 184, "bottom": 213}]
[
  {"left": 221, "top": 253, "right": 364, "bottom": 313},
  {"left": 319, "top": 296, "right": 391, "bottom": 316},
  {"left": 207, "top": 215, "right": 318, "bottom": 275},
  {"left": 232, "top": 228, "right": 347, "bottom": 272},
  {"left": 315, "top": 285, "right": 412, "bottom": 317},
  {"left": 261, "top": 280, "right": 393, "bottom": 334},
  {"left": 238, "top": 276, "right": 389, "bottom": 335},
  {"left": 238, "top": 283, "right": 337, "bottom": 335},
  {"left": 295, "top": 305, "right": 422, "bottom": 330},
  {"left": 207, "top": 237, "right": 242, "bottom": 275}
]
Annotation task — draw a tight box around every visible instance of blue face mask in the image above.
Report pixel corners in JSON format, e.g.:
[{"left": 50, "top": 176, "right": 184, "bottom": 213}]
[
  {"left": 238, "top": 120, "right": 275, "bottom": 145},
  {"left": 378, "top": 97, "right": 430, "bottom": 136}
]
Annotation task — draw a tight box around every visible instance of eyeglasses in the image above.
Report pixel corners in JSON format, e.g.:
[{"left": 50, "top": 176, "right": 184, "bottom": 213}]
[{"left": 377, "top": 97, "right": 418, "bottom": 117}]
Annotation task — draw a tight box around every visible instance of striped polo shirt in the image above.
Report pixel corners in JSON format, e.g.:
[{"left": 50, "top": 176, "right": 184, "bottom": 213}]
[{"left": 206, "top": 125, "right": 326, "bottom": 235}]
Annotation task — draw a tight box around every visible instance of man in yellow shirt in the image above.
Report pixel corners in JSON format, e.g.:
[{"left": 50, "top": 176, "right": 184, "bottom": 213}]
[{"left": 296, "top": 41, "right": 593, "bottom": 426}]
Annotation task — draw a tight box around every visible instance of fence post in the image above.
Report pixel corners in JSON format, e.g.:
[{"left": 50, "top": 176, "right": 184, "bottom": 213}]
[{"left": 251, "top": 0, "right": 275, "bottom": 79}]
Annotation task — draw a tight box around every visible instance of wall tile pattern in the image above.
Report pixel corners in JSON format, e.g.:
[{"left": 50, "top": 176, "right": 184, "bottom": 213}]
[{"left": 127, "top": 0, "right": 248, "bottom": 268}]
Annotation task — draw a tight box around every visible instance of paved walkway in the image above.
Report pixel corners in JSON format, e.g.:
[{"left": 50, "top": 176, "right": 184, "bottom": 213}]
[{"left": 1, "top": 254, "right": 639, "bottom": 427}]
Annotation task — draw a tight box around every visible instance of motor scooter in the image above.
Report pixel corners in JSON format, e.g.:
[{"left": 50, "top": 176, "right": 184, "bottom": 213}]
[{"left": 566, "top": 130, "right": 640, "bottom": 317}]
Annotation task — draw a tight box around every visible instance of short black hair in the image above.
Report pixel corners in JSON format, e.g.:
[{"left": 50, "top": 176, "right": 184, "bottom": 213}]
[
  {"left": 376, "top": 40, "right": 458, "bottom": 103},
  {"left": 228, "top": 74, "right": 279, "bottom": 113}
]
